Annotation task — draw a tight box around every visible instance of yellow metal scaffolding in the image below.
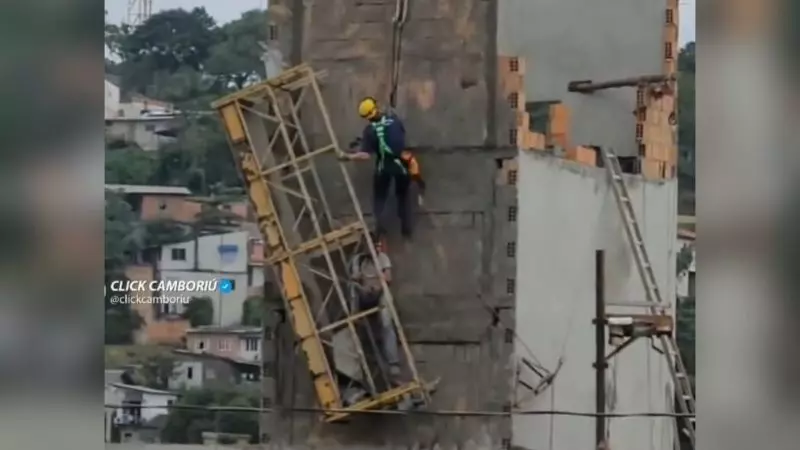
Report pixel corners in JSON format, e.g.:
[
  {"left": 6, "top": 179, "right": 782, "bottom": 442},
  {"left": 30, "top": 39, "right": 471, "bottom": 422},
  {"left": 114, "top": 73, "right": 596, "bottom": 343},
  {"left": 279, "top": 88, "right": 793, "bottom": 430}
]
[{"left": 211, "top": 64, "right": 432, "bottom": 422}]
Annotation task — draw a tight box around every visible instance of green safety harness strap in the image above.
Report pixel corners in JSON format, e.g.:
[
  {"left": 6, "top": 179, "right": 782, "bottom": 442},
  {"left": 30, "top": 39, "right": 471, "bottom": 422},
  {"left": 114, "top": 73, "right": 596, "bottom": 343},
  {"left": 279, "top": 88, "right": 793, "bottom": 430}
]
[{"left": 371, "top": 117, "right": 407, "bottom": 175}]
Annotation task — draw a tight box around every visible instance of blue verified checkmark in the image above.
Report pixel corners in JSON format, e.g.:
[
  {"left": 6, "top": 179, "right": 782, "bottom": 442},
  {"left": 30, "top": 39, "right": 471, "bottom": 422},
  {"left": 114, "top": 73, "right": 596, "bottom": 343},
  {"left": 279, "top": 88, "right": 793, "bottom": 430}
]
[{"left": 219, "top": 279, "right": 233, "bottom": 294}]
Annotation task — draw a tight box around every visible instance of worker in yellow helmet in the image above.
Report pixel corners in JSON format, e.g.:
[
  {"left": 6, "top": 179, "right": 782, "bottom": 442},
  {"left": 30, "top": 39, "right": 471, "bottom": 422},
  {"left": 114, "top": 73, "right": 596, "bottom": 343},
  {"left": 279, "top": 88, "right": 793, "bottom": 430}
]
[{"left": 342, "top": 97, "right": 422, "bottom": 240}]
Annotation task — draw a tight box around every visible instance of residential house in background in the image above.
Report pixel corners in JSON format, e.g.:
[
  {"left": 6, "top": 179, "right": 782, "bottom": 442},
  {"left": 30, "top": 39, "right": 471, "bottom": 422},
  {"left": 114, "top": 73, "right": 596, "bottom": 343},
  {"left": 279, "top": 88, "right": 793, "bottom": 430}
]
[
  {"left": 677, "top": 228, "right": 696, "bottom": 299},
  {"left": 105, "top": 184, "right": 252, "bottom": 224},
  {"left": 106, "top": 75, "right": 176, "bottom": 119},
  {"left": 105, "top": 75, "right": 122, "bottom": 118},
  {"left": 105, "top": 115, "right": 181, "bottom": 151},
  {"left": 106, "top": 184, "right": 199, "bottom": 223},
  {"left": 107, "top": 184, "right": 256, "bottom": 343},
  {"left": 169, "top": 349, "right": 260, "bottom": 390},
  {"left": 125, "top": 264, "right": 190, "bottom": 345},
  {"left": 104, "top": 382, "right": 178, "bottom": 443},
  {"left": 104, "top": 76, "right": 180, "bottom": 151},
  {"left": 158, "top": 231, "right": 262, "bottom": 326},
  {"left": 184, "top": 325, "right": 262, "bottom": 362},
  {"left": 167, "top": 325, "right": 262, "bottom": 390}
]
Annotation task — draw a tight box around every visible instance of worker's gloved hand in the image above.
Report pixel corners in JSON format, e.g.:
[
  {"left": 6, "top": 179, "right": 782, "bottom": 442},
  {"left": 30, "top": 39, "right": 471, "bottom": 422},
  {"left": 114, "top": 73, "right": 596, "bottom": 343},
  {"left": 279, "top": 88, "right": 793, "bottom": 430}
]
[{"left": 417, "top": 195, "right": 424, "bottom": 207}]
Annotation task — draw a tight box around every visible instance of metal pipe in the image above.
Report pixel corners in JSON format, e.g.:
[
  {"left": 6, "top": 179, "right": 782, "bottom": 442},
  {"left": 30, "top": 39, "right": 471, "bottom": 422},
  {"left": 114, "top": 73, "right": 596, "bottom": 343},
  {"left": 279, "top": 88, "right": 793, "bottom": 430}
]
[
  {"left": 594, "top": 250, "right": 607, "bottom": 447},
  {"left": 568, "top": 74, "right": 676, "bottom": 93}
]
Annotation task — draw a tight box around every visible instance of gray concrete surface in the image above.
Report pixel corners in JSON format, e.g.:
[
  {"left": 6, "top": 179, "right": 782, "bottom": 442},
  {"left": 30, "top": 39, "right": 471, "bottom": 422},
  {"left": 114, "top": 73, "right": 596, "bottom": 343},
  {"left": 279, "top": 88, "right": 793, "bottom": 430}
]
[
  {"left": 262, "top": 150, "right": 515, "bottom": 449},
  {"left": 512, "top": 152, "right": 677, "bottom": 450},
  {"left": 270, "top": 0, "right": 495, "bottom": 148},
  {"left": 498, "top": 0, "right": 665, "bottom": 156}
]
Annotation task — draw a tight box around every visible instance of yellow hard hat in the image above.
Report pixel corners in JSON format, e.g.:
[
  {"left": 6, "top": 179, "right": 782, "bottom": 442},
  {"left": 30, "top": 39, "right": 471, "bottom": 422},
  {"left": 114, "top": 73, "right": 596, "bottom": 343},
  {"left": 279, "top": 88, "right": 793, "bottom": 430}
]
[{"left": 358, "top": 97, "right": 379, "bottom": 120}]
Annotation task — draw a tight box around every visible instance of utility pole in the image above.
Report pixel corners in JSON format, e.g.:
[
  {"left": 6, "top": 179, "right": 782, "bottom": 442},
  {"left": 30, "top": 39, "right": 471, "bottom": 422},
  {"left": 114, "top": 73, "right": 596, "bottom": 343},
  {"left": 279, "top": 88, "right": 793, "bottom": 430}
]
[
  {"left": 260, "top": 271, "right": 284, "bottom": 449},
  {"left": 593, "top": 250, "right": 608, "bottom": 447}
]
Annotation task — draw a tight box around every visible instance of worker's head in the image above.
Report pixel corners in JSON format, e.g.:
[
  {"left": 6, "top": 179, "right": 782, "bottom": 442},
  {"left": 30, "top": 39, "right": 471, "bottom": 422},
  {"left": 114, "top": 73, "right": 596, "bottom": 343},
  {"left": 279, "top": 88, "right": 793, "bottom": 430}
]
[{"left": 358, "top": 97, "right": 380, "bottom": 121}]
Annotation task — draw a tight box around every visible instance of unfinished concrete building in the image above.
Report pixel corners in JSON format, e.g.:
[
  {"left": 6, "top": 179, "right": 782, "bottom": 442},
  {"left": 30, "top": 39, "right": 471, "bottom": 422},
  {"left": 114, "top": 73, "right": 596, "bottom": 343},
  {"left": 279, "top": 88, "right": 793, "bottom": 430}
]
[{"left": 213, "top": 0, "right": 684, "bottom": 449}]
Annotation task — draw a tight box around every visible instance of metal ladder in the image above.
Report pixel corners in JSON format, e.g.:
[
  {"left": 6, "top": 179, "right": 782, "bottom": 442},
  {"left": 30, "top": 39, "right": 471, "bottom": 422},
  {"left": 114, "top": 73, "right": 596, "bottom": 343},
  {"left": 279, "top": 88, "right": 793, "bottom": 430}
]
[{"left": 600, "top": 149, "right": 696, "bottom": 448}]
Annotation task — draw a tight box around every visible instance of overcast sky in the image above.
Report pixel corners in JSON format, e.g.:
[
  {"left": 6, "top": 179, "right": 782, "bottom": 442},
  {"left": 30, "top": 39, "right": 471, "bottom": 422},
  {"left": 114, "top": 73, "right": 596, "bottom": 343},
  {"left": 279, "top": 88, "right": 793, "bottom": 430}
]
[{"left": 106, "top": 0, "right": 695, "bottom": 44}]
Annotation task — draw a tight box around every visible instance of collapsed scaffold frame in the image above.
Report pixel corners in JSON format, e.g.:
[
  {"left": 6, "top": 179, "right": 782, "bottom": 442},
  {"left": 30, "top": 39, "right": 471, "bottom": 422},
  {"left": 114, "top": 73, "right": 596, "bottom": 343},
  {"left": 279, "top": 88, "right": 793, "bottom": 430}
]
[{"left": 211, "top": 64, "right": 432, "bottom": 422}]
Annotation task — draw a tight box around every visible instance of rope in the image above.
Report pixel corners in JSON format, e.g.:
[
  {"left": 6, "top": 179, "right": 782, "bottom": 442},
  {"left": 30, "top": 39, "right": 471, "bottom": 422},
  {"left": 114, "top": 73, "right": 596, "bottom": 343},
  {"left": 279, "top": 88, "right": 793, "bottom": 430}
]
[
  {"left": 388, "top": 0, "right": 409, "bottom": 108},
  {"left": 104, "top": 403, "right": 694, "bottom": 418}
]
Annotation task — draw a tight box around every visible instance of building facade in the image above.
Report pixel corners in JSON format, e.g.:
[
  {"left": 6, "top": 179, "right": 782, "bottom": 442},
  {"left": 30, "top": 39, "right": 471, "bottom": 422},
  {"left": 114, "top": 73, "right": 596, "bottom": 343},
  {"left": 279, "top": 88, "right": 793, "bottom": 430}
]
[
  {"left": 158, "top": 231, "right": 263, "bottom": 326},
  {"left": 105, "top": 116, "right": 180, "bottom": 151},
  {"left": 184, "top": 325, "right": 262, "bottom": 362}
]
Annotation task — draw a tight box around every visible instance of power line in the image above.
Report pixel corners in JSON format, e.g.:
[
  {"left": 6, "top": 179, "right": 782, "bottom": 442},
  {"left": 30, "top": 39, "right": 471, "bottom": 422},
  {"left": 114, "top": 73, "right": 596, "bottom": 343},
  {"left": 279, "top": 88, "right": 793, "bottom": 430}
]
[{"left": 105, "top": 403, "right": 693, "bottom": 419}]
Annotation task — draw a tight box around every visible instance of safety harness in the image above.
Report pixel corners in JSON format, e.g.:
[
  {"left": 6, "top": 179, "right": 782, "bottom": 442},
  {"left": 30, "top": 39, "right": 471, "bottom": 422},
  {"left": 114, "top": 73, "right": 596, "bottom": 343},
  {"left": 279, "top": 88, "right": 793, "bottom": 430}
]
[{"left": 371, "top": 116, "right": 407, "bottom": 175}]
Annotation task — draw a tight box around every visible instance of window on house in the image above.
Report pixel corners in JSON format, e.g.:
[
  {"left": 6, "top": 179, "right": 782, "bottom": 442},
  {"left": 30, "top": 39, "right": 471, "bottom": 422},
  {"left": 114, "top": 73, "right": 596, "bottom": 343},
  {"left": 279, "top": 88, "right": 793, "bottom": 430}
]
[
  {"left": 218, "top": 339, "right": 231, "bottom": 351},
  {"left": 160, "top": 302, "right": 178, "bottom": 315},
  {"left": 507, "top": 206, "right": 518, "bottom": 222},
  {"left": 197, "top": 340, "right": 205, "bottom": 351},
  {"left": 159, "top": 200, "right": 167, "bottom": 210},
  {"left": 145, "top": 124, "right": 155, "bottom": 131},
  {"left": 171, "top": 248, "right": 186, "bottom": 261},
  {"left": 247, "top": 266, "right": 254, "bottom": 287},
  {"left": 506, "top": 242, "right": 516, "bottom": 258},
  {"left": 507, "top": 170, "right": 517, "bottom": 185},
  {"left": 506, "top": 278, "right": 516, "bottom": 295},
  {"left": 167, "top": 399, "right": 174, "bottom": 406},
  {"left": 187, "top": 367, "right": 193, "bottom": 380},
  {"left": 245, "top": 337, "right": 259, "bottom": 352}
]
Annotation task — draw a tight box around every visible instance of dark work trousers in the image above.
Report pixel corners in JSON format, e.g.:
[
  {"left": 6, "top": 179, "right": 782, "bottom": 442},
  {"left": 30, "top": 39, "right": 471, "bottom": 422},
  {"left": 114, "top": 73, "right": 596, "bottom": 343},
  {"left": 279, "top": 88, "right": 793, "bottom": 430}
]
[{"left": 373, "top": 169, "right": 412, "bottom": 238}]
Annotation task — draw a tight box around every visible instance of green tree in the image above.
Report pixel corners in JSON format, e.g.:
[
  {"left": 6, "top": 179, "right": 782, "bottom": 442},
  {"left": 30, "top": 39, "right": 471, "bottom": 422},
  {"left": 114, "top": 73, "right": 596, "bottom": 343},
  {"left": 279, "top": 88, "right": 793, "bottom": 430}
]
[
  {"left": 241, "top": 296, "right": 263, "bottom": 326},
  {"left": 105, "top": 191, "right": 140, "bottom": 272},
  {"left": 676, "top": 243, "right": 694, "bottom": 276},
  {"left": 678, "top": 42, "right": 695, "bottom": 215},
  {"left": 105, "top": 298, "right": 144, "bottom": 345},
  {"left": 161, "top": 387, "right": 260, "bottom": 444},
  {"left": 105, "top": 146, "right": 160, "bottom": 185},
  {"left": 137, "top": 352, "right": 179, "bottom": 390},
  {"left": 205, "top": 10, "right": 268, "bottom": 90},
  {"left": 148, "top": 117, "right": 240, "bottom": 190},
  {"left": 183, "top": 296, "right": 215, "bottom": 327},
  {"left": 105, "top": 191, "right": 145, "bottom": 344},
  {"left": 112, "top": 8, "right": 219, "bottom": 94}
]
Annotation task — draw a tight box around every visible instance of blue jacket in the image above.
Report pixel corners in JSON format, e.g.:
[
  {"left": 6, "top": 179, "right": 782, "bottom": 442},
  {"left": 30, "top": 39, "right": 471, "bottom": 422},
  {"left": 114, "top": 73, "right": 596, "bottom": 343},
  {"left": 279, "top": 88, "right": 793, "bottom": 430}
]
[{"left": 361, "top": 113, "right": 406, "bottom": 158}]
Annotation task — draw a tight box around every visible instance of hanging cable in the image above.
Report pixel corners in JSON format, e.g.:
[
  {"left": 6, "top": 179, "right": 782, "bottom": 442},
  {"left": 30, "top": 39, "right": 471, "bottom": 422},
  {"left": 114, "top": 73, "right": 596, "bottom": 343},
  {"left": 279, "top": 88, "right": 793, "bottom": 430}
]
[
  {"left": 105, "top": 403, "right": 694, "bottom": 418},
  {"left": 388, "top": 0, "right": 409, "bottom": 108}
]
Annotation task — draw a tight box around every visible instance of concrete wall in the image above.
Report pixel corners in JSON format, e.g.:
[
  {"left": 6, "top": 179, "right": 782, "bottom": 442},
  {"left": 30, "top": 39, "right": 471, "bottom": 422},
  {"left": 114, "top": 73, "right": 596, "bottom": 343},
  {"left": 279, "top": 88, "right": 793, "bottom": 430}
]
[
  {"left": 271, "top": 0, "right": 497, "bottom": 148},
  {"left": 512, "top": 152, "right": 677, "bottom": 450},
  {"left": 497, "top": 0, "right": 665, "bottom": 156},
  {"left": 105, "top": 80, "right": 120, "bottom": 118},
  {"left": 261, "top": 150, "right": 515, "bottom": 449}
]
